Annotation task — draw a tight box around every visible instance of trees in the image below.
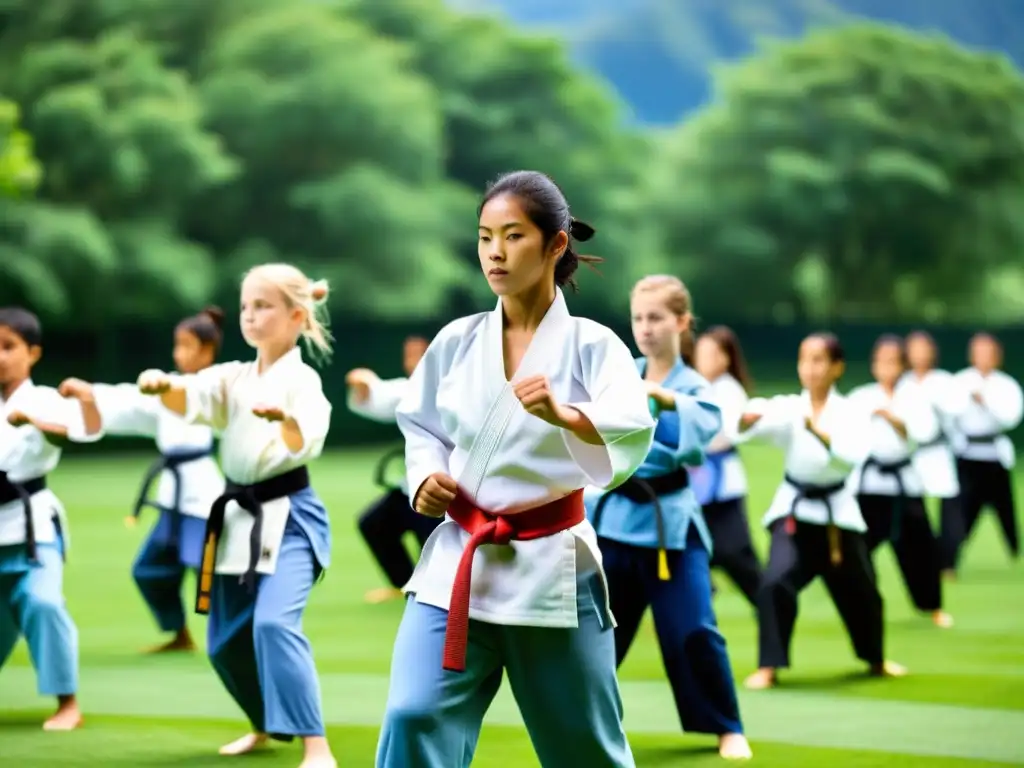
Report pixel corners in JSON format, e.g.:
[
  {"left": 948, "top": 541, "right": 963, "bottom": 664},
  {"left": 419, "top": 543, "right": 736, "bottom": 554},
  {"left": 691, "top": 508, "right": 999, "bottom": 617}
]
[
  {"left": 0, "top": 0, "right": 658, "bottom": 324},
  {"left": 650, "top": 24, "right": 1024, "bottom": 323},
  {"left": 0, "top": 99, "right": 41, "bottom": 198}
]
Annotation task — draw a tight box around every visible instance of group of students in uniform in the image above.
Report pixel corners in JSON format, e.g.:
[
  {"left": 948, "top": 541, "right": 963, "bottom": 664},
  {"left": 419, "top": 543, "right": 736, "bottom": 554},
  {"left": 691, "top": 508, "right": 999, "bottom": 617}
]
[{"left": 0, "top": 170, "right": 1020, "bottom": 768}]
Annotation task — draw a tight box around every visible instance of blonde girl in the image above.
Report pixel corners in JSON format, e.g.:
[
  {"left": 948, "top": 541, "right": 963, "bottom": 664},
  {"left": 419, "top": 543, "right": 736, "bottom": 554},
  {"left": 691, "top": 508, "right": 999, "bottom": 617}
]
[{"left": 135, "top": 263, "right": 337, "bottom": 768}]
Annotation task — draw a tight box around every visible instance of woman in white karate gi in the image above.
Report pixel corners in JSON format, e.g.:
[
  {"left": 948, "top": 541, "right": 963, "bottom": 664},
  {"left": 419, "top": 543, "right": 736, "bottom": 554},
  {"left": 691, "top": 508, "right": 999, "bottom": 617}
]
[
  {"left": 849, "top": 335, "right": 952, "bottom": 628},
  {"left": 347, "top": 335, "right": 442, "bottom": 603},
  {"left": 58, "top": 307, "right": 226, "bottom": 652},
  {"left": 738, "top": 333, "right": 906, "bottom": 690},
  {"left": 947, "top": 333, "right": 1023, "bottom": 571},
  {"left": 134, "top": 264, "right": 338, "bottom": 768},
  {"left": 692, "top": 326, "right": 762, "bottom": 606},
  {"left": 900, "top": 331, "right": 972, "bottom": 579},
  {"left": 0, "top": 307, "right": 98, "bottom": 730},
  {"left": 375, "top": 170, "right": 656, "bottom": 768}
]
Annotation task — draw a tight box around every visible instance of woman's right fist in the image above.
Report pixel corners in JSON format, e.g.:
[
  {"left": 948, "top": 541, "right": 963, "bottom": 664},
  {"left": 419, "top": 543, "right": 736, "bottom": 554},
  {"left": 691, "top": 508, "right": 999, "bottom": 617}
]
[
  {"left": 414, "top": 472, "right": 458, "bottom": 518},
  {"left": 137, "top": 369, "right": 172, "bottom": 395}
]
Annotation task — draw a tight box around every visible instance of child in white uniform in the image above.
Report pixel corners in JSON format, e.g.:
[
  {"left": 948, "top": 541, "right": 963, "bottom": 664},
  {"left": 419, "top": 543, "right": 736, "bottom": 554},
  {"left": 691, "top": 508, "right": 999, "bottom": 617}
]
[
  {"left": 0, "top": 307, "right": 98, "bottom": 730},
  {"left": 135, "top": 264, "right": 338, "bottom": 768}
]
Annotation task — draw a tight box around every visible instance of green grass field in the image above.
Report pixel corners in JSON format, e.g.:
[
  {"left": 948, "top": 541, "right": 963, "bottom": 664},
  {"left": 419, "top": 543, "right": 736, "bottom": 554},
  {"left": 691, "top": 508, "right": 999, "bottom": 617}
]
[{"left": 2, "top": 444, "right": 1023, "bottom": 767}]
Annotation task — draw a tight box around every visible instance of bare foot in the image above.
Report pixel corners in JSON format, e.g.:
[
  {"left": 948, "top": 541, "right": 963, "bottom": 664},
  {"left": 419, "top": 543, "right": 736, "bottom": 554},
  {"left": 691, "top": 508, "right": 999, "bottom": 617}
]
[
  {"left": 299, "top": 736, "right": 336, "bottom": 767},
  {"left": 219, "top": 732, "right": 269, "bottom": 756},
  {"left": 364, "top": 586, "right": 403, "bottom": 604},
  {"left": 43, "top": 695, "right": 83, "bottom": 731},
  {"left": 146, "top": 628, "right": 196, "bottom": 654},
  {"left": 743, "top": 668, "right": 777, "bottom": 690},
  {"left": 869, "top": 660, "right": 908, "bottom": 678},
  {"left": 932, "top": 610, "right": 954, "bottom": 628},
  {"left": 718, "top": 732, "right": 753, "bottom": 760}
]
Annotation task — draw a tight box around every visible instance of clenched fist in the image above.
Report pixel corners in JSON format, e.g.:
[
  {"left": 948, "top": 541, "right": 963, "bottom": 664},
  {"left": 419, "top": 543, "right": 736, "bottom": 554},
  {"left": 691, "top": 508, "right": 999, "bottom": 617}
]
[
  {"left": 414, "top": 472, "right": 458, "bottom": 518},
  {"left": 513, "top": 374, "right": 571, "bottom": 428},
  {"left": 59, "top": 378, "right": 95, "bottom": 402},
  {"left": 137, "top": 369, "right": 172, "bottom": 395}
]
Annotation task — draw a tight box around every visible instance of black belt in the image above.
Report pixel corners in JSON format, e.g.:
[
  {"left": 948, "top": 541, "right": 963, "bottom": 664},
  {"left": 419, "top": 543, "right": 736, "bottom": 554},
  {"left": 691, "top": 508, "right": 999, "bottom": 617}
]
[
  {"left": 784, "top": 474, "right": 846, "bottom": 565},
  {"left": 373, "top": 446, "right": 405, "bottom": 492},
  {"left": 195, "top": 465, "right": 310, "bottom": 614},
  {"left": 966, "top": 433, "right": 1001, "bottom": 445},
  {"left": 859, "top": 457, "right": 912, "bottom": 540},
  {"left": 132, "top": 446, "right": 215, "bottom": 521},
  {"left": 592, "top": 467, "right": 690, "bottom": 581},
  {"left": 0, "top": 473, "right": 48, "bottom": 561}
]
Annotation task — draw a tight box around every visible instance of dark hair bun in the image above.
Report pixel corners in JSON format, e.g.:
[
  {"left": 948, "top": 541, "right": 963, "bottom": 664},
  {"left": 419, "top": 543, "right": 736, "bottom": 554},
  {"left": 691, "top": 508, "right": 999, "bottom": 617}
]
[
  {"left": 569, "top": 217, "right": 595, "bottom": 242},
  {"left": 202, "top": 305, "right": 226, "bottom": 329}
]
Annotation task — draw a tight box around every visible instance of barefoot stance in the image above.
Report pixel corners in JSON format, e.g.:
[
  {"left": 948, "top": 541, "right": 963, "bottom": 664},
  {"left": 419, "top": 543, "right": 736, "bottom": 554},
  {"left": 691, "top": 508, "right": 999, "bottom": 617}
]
[
  {"left": 147, "top": 628, "right": 196, "bottom": 654},
  {"left": 364, "top": 586, "right": 403, "bottom": 604},
  {"left": 870, "top": 660, "right": 908, "bottom": 677},
  {"left": 43, "top": 696, "right": 83, "bottom": 731},
  {"left": 743, "top": 667, "right": 776, "bottom": 690},
  {"left": 932, "top": 610, "right": 954, "bottom": 628},
  {"left": 719, "top": 732, "right": 753, "bottom": 760},
  {"left": 219, "top": 732, "right": 269, "bottom": 756}
]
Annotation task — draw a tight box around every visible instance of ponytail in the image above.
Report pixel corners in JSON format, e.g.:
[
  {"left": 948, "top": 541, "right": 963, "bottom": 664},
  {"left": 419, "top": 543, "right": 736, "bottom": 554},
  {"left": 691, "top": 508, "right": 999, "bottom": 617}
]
[{"left": 554, "top": 217, "right": 602, "bottom": 292}]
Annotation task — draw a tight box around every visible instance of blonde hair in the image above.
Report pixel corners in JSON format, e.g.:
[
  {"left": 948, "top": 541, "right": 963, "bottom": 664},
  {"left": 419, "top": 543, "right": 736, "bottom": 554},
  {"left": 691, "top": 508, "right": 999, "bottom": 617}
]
[
  {"left": 631, "top": 274, "right": 695, "bottom": 364},
  {"left": 243, "top": 263, "right": 333, "bottom": 364}
]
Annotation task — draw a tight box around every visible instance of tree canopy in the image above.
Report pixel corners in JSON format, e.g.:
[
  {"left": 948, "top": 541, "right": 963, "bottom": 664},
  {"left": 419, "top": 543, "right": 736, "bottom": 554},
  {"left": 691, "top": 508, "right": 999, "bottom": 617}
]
[
  {"left": 649, "top": 24, "right": 1024, "bottom": 323},
  {"left": 0, "top": 4, "right": 1023, "bottom": 328}
]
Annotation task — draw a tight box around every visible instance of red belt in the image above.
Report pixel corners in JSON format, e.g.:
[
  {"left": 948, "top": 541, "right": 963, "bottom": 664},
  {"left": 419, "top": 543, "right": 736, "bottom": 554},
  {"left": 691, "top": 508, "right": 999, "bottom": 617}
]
[{"left": 442, "top": 489, "right": 585, "bottom": 673}]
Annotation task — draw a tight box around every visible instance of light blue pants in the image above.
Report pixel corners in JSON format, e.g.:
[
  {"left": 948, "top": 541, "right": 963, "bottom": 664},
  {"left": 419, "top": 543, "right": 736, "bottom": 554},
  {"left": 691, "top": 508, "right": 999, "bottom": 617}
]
[
  {"left": 206, "top": 517, "right": 326, "bottom": 738},
  {"left": 375, "top": 572, "right": 635, "bottom": 768},
  {"left": 0, "top": 543, "right": 79, "bottom": 696}
]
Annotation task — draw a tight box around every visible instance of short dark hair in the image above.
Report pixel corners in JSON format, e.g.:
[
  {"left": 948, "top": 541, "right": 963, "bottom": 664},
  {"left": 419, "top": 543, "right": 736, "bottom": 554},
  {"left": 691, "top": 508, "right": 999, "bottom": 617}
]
[
  {"left": 479, "top": 170, "right": 600, "bottom": 291},
  {"left": 0, "top": 307, "right": 42, "bottom": 347}
]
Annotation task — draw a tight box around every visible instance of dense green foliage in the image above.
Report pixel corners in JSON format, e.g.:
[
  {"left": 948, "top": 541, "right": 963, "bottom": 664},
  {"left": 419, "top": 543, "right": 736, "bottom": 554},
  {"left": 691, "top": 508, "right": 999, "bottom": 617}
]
[{"left": 1, "top": 1, "right": 1023, "bottom": 328}]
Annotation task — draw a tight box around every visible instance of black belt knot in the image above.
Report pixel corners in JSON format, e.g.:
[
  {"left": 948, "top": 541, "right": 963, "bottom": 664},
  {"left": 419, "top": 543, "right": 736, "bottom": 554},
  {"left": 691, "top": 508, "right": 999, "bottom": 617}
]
[{"left": 195, "top": 465, "right": 310, "bottom": 614}]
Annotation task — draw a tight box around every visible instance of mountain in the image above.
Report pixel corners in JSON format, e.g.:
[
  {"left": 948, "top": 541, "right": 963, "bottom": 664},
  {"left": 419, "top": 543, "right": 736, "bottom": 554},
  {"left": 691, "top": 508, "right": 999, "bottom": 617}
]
[{"left": 447, "top": 0, "right": 1024, "bottom": 124}]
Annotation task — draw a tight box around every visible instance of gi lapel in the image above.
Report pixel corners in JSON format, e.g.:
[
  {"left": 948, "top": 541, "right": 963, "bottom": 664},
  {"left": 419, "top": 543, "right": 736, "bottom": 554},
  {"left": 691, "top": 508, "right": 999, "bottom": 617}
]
[{"left": 459, "top": 291, "right": 573, "bottom": 500}]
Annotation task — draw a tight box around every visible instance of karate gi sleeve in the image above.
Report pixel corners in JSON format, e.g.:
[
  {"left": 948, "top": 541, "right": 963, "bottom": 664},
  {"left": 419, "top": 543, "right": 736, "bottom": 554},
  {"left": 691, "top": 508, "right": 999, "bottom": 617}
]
[
  {"left": 180, "top": 362, "right": 245, "bottom": 432},
  {"left": 347, "top": 377, "right": 408, "bottom": 424},
  {"left": 283, "top": 367, "right": 333, "bottom": 462},
  {"left": 562, "top": 329, "right": 656, "bottom": 490},
  {"left": 90, "top": 383, "right": 161, "bottom": 439}
]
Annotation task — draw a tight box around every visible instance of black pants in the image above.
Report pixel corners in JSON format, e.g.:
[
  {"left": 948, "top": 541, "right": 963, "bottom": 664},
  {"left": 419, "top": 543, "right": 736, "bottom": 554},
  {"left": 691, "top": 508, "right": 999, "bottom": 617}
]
[
  {"left": 756, "top": 519, "right": 884, "bottom": 669},
  {"left": 937, "top": 496, "right": 964, "bottom": 572},
  {"left": 943, "top": 459, "right": 1019, "bottom": 571},
  {"left": 704, "top": 497, "right": 762, "bottom": 606},
  {"left": 357, "top": 489, "right": 442, "bottom": 588},
  {"left": 858, "top": 494, "right": 942, "bottom": 612},
  {"left": 600, "top": 531, "right": 743, "bottom": 736}
]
